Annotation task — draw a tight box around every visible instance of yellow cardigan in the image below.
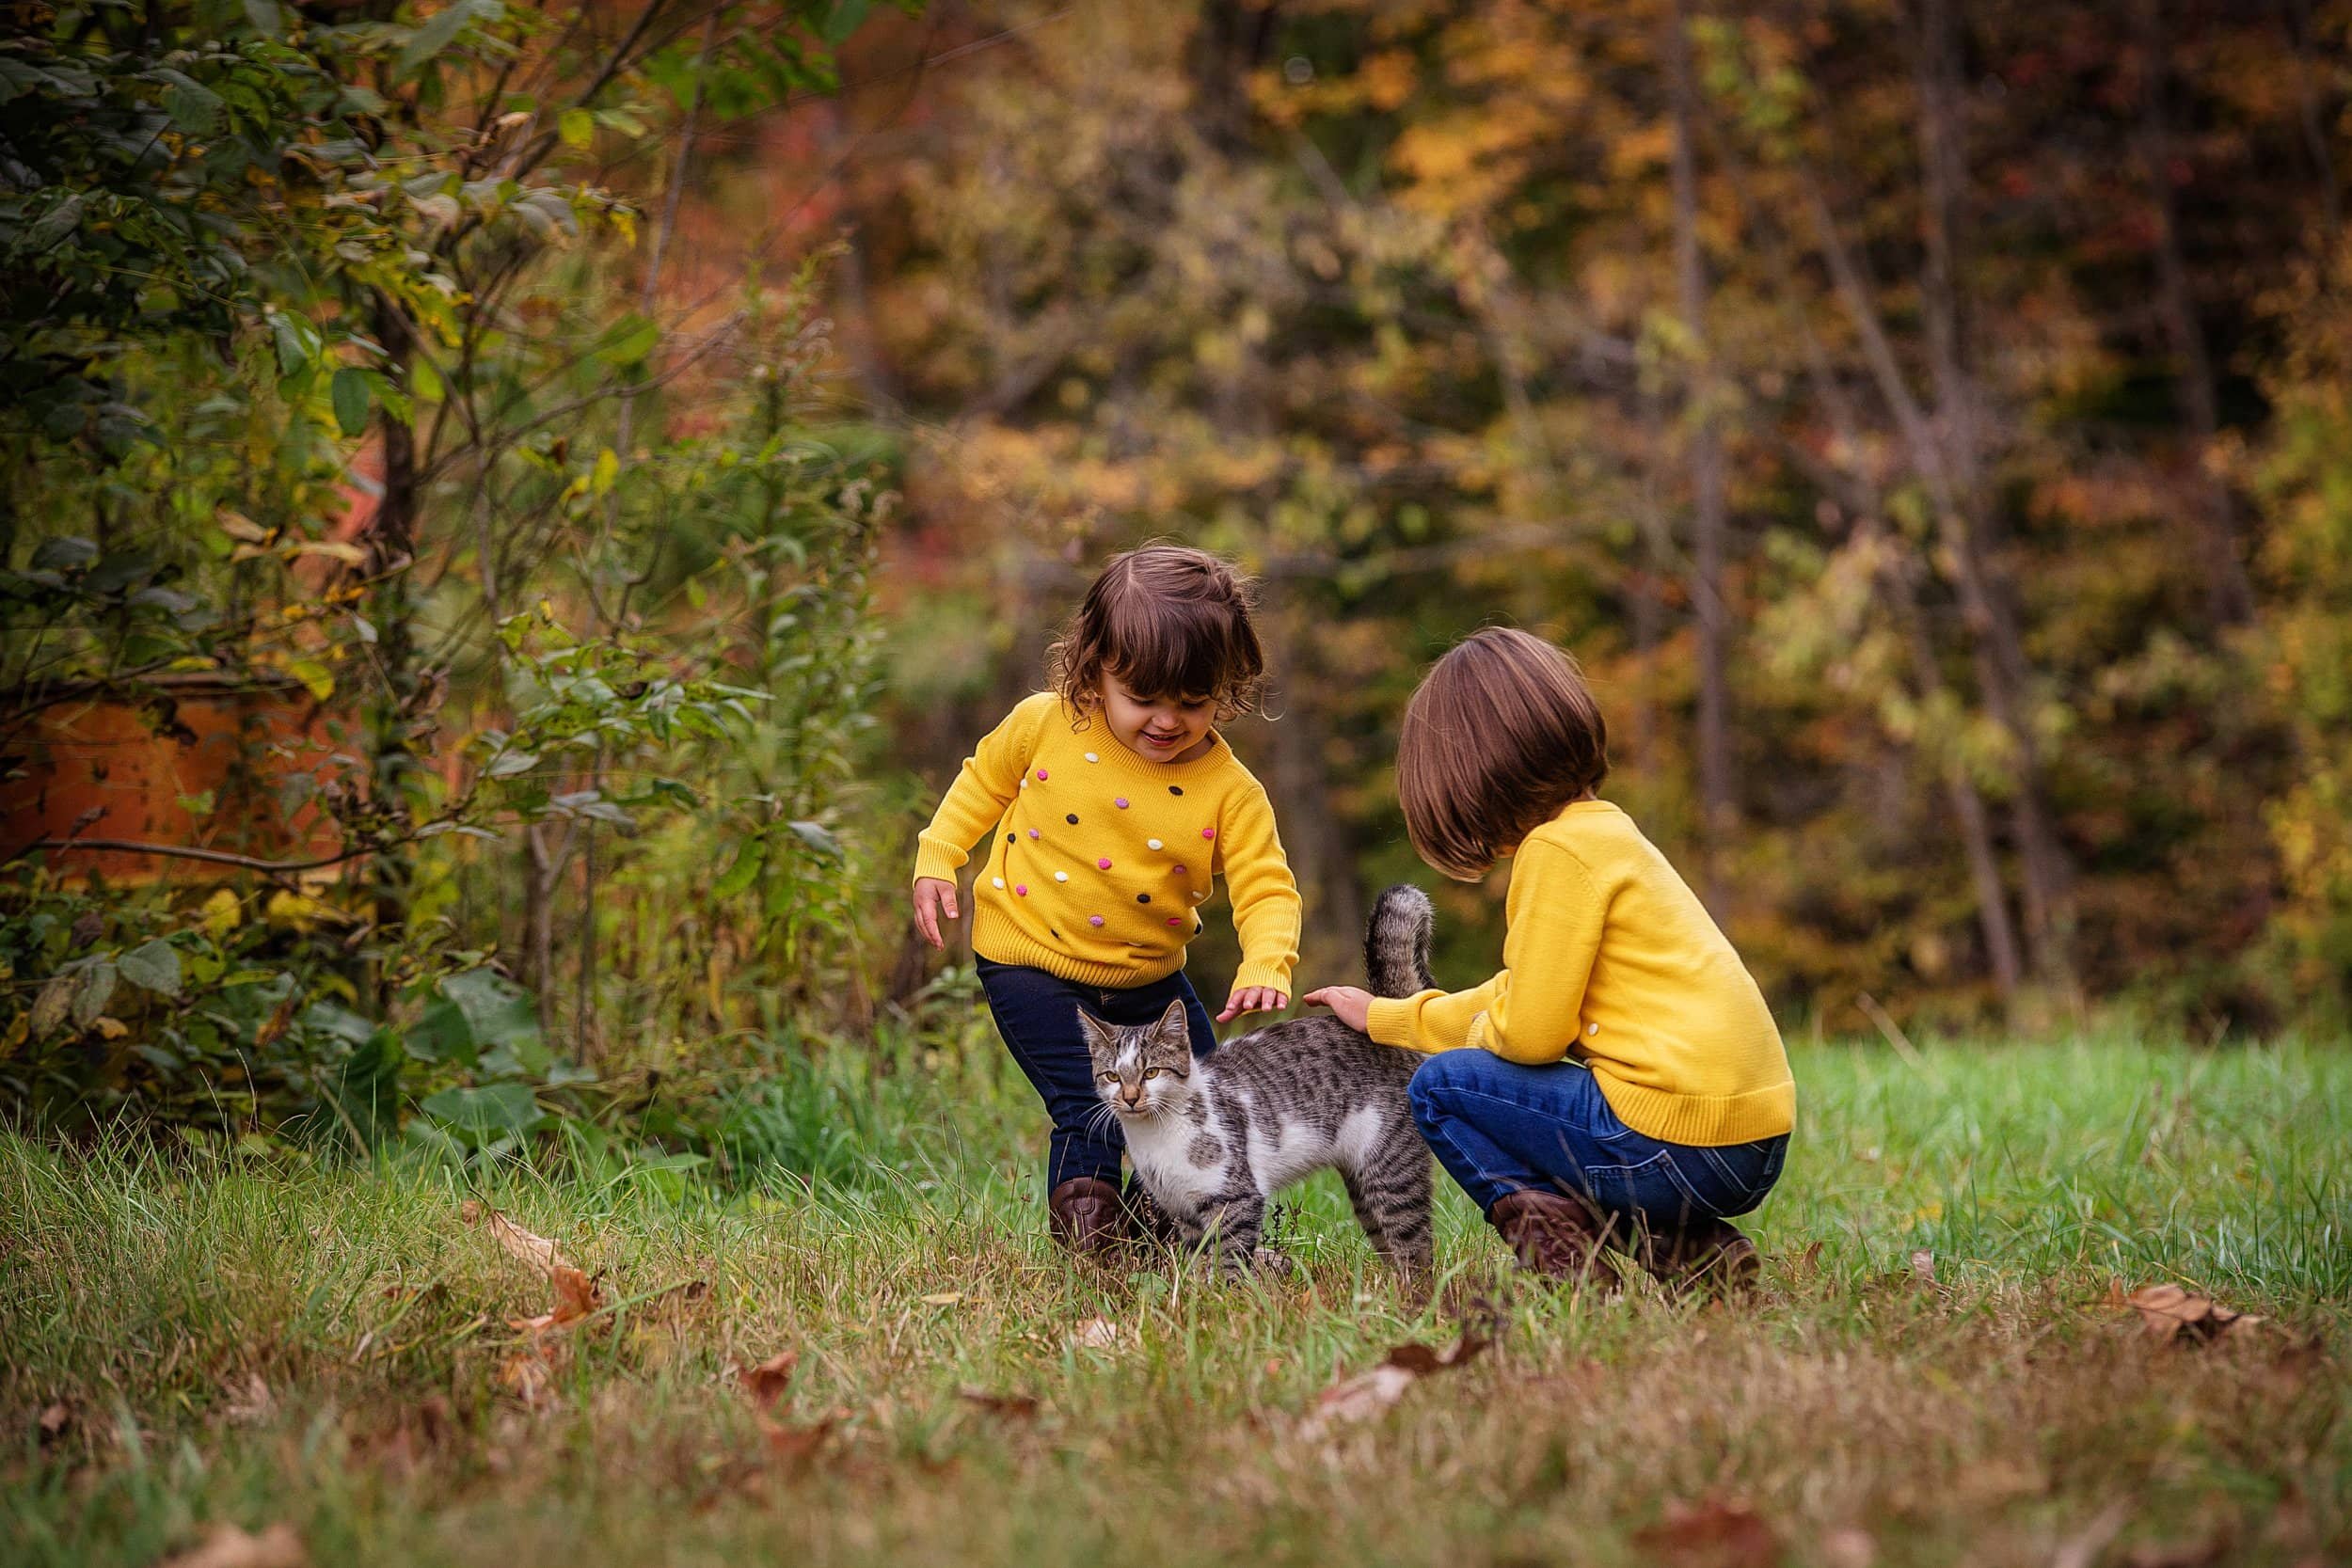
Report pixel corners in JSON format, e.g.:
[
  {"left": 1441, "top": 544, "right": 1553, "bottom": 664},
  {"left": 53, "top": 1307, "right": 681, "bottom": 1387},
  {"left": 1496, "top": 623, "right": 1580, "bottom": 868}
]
[
  {"left": 914, "top": 692, "right": 1301, "bottom": 993},
  {"left": 1366, "top": 800, "right": 1793, "bottom": 1146}
]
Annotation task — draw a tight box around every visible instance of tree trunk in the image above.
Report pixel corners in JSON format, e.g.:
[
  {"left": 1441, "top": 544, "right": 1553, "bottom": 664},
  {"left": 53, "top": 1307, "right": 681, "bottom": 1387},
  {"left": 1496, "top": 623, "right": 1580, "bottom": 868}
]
[
  {"left": 1908, "top": 0, "right": 2075, "bottom": 992},
  {"left": 365, "top": 293, "right": 422, "bottom": 989},
  {"left": 1668, "top": 0, "right": 1733, "bottom": 914},
  {"left": 2140, "top": 0, "right": 2256, "bottom": 628}
]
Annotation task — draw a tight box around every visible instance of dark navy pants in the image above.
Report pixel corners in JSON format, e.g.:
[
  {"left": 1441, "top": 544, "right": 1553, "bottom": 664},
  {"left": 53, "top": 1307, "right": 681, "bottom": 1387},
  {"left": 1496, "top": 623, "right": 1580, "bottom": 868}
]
[
  {"left": 976, "top": 958, "right": 1218, "bottom": 1191},
  {"left": 1407, "top": 1050, "right": 1788, "bottom": 1236}
]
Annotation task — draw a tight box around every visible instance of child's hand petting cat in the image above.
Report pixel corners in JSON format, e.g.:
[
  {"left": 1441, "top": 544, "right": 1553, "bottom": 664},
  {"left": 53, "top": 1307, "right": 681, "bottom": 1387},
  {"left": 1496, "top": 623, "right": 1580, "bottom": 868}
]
[
  {"left": 913, "top": 877, "right": 959, "bottom": 949},
  {"left": 1301, "top": 985, "right": 1372, "bottom": 1033},
  {"left": 1216, "top": 986, "right": 1289, "bottom": 1023}
]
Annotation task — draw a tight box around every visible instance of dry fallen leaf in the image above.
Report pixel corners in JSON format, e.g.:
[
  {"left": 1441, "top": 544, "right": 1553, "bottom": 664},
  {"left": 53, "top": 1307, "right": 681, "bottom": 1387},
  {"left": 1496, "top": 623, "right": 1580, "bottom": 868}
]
[
  {"left": 460, "top": 1198, "right": 573, "bottom": 1275},
  {"left": 957, "top": 1386, "right": 1041, "bottom": 1420},
  {"left": 510, "top": 1264, "right": 602, "bottom": 1334},
  {"left": 497, "top": 1345, "right": 559, "bottom": 1410},
  {"left": 758, "top": 1415, "right": 837, "bottom": 1467},
  {"left": 1819, "top": 1526, "right": 1876, "bottom": 1568},
  {"left": 918, "top": 1291, "right": 965, "bottom": 1307},
  {"left": 38, "top": 1402, "right": 71, "bottom": 1442},
  {"left": 160, "top": 1522, "right": 308, "bottom": 1568},
  {"left": 1298, "top": 1320, "right": 1494, "bottom": 1441},
  {"left": 1909, "top": 1249, "right": 1937, "bottom": 1285},
  {"left": 2123, "top": 1283, "right": 2265, "bottom": 1344},
  {"left": 222, "top": 1372, "right": 275, "bottom": 1425},
  {"left": 742, "top": 1349, "right": 800, "bottom": 1410},
  {"left": 1634, "top": 1497, "right": 1784, "bottom": 1568},
  {"left": 1070, "top": 1316, "right": 1121, "bottom": 1350}
]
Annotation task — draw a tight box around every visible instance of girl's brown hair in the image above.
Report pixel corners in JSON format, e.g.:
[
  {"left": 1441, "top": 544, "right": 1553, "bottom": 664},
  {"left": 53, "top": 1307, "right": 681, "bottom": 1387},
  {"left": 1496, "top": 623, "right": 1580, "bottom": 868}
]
[
  {"left": 1396, "top": 627, "right": 1610, "bottom": 880},
  {"left": 1047, "top": 545, "right": 1266, "bottom": 721}
]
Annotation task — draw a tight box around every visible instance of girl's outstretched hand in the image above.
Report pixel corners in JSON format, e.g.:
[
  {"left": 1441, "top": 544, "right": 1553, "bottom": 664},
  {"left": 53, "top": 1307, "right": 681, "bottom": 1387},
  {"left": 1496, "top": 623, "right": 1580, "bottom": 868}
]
[
  {"left": 914, "top": 877, "right": 959, "bottom": 949},
  {"left": 1302, "top": 985, "right": 1373, "bottom": 1033},
  {"left": 1216, "top": 986, "right": 1289, "bottom": 1023}
]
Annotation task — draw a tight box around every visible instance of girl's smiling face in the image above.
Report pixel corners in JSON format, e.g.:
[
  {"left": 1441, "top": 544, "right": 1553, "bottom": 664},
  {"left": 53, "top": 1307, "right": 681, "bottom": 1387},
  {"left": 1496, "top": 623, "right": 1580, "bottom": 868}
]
[{"left": 1099, "top": 674, "right": 1216, "bottom": 764}]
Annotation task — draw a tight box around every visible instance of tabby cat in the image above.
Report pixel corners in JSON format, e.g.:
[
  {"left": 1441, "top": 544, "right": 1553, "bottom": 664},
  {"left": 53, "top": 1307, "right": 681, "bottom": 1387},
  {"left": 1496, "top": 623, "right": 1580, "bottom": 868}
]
[{"left": 1080, "top": 885, "right": 1437, "bottom": 1277}]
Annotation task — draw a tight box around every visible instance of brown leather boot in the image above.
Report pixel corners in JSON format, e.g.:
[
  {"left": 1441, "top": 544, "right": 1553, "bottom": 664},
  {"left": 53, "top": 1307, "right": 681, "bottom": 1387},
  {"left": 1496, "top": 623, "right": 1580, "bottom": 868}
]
[
  {"left": 1637, "top": 1218, "right": 1761, "bottom": 1298},
  {"left": 1047, "top": 1177, "right": 1126, "bottom": 1258},
  {"left": 1487, "top": 1189, "right": 1621, "bottom": 1291}
]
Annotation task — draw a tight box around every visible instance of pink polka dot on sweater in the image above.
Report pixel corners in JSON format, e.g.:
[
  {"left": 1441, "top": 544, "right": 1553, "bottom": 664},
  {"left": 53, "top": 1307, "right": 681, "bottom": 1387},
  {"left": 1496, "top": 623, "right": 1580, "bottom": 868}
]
[
  {"left": 1097, "top": 858, "right": 1113, "bottom": 870},
  {"left": 1114, "top": 798, "right": 1129, "bottom": 810},
  {"left": 1166, "top": 916, "right": 1183, "bottom": 927},
  {"left": 1014, "top": 884, "right": 1028, "bottom": 896},
  {"left": 1173, "top": 863, "right": 1186, "bottom": 875},
  {"left": 1027, "top": 828, "right": 1041, "bottom": 839},
  {"left": 1089, "top": 915, "right": 1105, "bottom": 927},
  {"left": 1036, "top": 768, "right": 1048, "bottom": 781},
  {"left": 1201, "top": 828, "right": 1216, "bottom": 840}
]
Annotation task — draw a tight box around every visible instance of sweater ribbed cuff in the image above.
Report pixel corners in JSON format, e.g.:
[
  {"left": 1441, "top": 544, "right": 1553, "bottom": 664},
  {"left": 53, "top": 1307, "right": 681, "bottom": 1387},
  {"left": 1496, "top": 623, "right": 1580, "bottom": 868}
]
[
  {"left": 912, "top": 838, "right": 967, "bottom": 887},
  {"left": 1232, "top": 959, "right": 1294, "bottom": 997}
]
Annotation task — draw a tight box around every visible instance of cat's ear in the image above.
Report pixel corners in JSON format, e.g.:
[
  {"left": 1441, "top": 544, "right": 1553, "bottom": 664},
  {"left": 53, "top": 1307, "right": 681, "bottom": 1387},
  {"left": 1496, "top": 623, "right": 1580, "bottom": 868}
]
[
  {"left": 1077, "top": 1008, "right": 1120, "bottom": 1061},
  {"left": 1152, "top": 998, "right": 1191, "bottom": 1054}
]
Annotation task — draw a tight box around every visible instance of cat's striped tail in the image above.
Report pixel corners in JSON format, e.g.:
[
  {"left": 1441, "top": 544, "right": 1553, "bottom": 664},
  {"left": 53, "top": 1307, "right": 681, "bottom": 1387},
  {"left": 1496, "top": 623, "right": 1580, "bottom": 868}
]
[{"left": 1363, "top": 885, "right": 1436, "bottom": 999}]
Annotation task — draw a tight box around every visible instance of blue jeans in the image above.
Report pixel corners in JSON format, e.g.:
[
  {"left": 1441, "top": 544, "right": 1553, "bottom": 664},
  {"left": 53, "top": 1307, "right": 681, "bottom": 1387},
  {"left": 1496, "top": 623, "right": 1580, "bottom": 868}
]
[
  {"left": 1407, "top": 1050, "right": 1788, "bottom": 1237},
  {"left": 976, "top": 958, "right": 1217, "bottom": 1191}
]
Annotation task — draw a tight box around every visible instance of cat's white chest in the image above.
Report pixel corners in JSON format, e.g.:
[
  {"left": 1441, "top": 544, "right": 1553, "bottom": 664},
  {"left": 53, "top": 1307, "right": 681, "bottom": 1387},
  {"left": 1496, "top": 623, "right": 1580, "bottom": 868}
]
[{"left": 1118, "top": 1101, "right": 1226, "bottom": 1215}]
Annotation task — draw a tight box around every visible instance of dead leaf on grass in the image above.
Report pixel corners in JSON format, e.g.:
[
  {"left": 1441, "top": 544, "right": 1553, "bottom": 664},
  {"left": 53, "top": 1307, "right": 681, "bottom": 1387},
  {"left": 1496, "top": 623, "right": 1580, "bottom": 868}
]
[
  {"left": 741, "top": 1349, "right": 800, "bottom": 1410},
  {"left": 758, "top": 1415, "right": 837, "bottom": 1467},
  {"left": 1070, "top": 1316, "right": 1121, "bottom": 1350},
  {"left": 918, "top": 1291, "right": 965, "bottom": 1307},
  {"left": 460, "top": 1198, "right": 573, "bottom": 1275},
  {"left": 1633, "top": 1497, "right": 1784, "bottom": 1568},
  {"left": 38, "top": 1402, "right": 71, "bottom": 1442},
  {"left": 160, "top": 1522, "right": 308, "bottom": 1568},
  {"left": 2120, "top": 1283, "right": 2264, "bottom": 1344},
  {"left": 1297, "top": 1319, "right": 1495, "bottom": 1441},
  {"left": 1819, "top": 1526, "right": 1875, "bottom": 1568},
  {"left": 957, "top": 1386, "right": 1041, "bottom": 1420},
  {"left": 509, "top": 1264, "right": 602, "bottom": 1334},
  {"left": 2051, "top": 1500, "right": 2133, "bottom": 1568},
  {"left": 222, "top": 1372, "right": 274, "bottom": 1425},
  {"left": 1909, "top": 1249, "right": 1936, "bottom": 1285},
  {"left": 497, "top": 1344, "right": 560, "bottom": 1410}
]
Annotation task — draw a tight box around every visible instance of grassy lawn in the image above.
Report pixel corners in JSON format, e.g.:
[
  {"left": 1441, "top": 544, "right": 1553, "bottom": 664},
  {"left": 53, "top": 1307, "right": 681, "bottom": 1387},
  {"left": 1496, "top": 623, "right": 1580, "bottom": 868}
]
[{"left": 3, "top": 1037, "right": 2345, "bottom": 1567}]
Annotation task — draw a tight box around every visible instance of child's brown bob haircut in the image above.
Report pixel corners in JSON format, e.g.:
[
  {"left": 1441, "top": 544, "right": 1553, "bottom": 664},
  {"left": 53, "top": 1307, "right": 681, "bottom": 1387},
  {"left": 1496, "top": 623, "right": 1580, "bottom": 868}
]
[
  {"left": 1397, "top": 627, "right": 1610, "bottom": 880},
  {"left": 1047, "top": 545, "right": 1266, "bottom": 722}
]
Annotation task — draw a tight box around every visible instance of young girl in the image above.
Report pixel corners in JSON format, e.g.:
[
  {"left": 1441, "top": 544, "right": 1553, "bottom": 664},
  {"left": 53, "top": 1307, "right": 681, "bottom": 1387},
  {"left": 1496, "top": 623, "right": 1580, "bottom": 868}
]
[
  {"left": 913, "top": 546, "right": 1301, "bottom": 1257},
  {"left": 1306, "top": 627, "right": 1792, "bottom": 1292}
]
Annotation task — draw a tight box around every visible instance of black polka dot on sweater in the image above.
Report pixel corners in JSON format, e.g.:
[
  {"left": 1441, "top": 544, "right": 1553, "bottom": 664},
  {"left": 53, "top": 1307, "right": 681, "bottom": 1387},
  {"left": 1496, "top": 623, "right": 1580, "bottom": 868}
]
[
  {"left": 1007, "top": 832, "right": 1016, "bottom": 844},
  {"left": 1136, "top": 894, "right": 1151, "bottom": 904},
  {"left": 1168, "top": 785, "right": 1184, "bottom": 796},
  {"left": 1066, "top": 814, "right": 1078, "bottom": 825}
]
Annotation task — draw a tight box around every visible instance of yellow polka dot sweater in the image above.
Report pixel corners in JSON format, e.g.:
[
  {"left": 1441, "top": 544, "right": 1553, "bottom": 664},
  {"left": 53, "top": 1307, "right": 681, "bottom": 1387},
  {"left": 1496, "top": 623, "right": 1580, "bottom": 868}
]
[{"left": 913, "top": 692, "right": 1302, "bottom": 993}]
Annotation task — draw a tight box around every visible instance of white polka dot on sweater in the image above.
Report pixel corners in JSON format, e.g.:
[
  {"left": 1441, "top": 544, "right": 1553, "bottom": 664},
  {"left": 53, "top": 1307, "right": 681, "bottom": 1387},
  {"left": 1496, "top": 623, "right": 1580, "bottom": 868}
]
[
  {"left": 1147, "top": 838, "right": 1163, "bottom": 850},
  {"left": 993, "top": 878, "right": 1005, "bottom": 889},
  {"left": 1054, "top": 871, "right": 1069, "bottom": 883}
]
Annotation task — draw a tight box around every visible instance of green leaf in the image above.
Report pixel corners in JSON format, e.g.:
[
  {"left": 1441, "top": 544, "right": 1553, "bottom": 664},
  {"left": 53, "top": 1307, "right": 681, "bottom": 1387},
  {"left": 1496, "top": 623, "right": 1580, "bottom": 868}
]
[
  {"left": 485, "top": 748, "right": 538, "bottom": 779},
  {"left": 821, "top": 0, "right": 873, "bottom": 45},
  {"left": 787, "top": 819, "right": 842, "bottom": 859},
  {"left": 712, "top": 837, "right": 767, "bottom": 898},
  {"left": 153, "top": 68, "right": 225, "bottom": 133},
  {"left": 72, "top": 959, "right": 117, "bottom": 1029},
  {"left": 288, "top": 657, "right": 335, "bottom": 701},
  {"left": 31, "top": 974, "right": 75, "bottom": 1038},
  {"left": 243, "top": 0, "right": 283, "bottom": 37},
  {"left": 438, "top": 968, "right": 543, "bottom": 1057},
  {"left": 394, "top": 0, "right": 505, "bottom": 82},
  {"left": 404, "top": 997, "right": 474, "bottom": 1067},
  {"left": 119, "top": 939, "right": 183, "bottom": 999},
  {"left": 559, "top": 106, "right": 595, "bottom": 148},
  {"left": 592, "top": 313, "right": 660, "bottom": 367},
  {"left": 29, "top": 537, "right": 96, "bottom": 571},
  {"left": 420, "top": 1083, "right": 547, "bottom": 1145},
  {"left": 330, "top": 366, "right": 372, "bottom": 436}
]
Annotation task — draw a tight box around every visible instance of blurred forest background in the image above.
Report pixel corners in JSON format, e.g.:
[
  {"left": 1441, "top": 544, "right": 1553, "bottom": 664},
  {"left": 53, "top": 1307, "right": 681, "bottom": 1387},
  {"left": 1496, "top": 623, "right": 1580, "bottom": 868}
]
[{"left": 6, "top": 0, "right": 2352, "bottom": 1156}]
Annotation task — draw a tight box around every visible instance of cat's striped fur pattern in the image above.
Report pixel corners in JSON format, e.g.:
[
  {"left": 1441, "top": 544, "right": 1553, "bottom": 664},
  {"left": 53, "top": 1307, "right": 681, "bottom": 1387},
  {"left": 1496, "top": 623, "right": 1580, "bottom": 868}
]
[{"left": 1081, "top": 885, "right": 1438, "bottom": 1278}]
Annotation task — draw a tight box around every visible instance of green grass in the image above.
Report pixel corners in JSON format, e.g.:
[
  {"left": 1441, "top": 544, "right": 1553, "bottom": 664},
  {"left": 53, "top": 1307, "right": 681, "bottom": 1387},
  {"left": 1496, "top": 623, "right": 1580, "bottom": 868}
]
[{"left": 3, "top": 1036, "right": 2346, "bottom": 1567}]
